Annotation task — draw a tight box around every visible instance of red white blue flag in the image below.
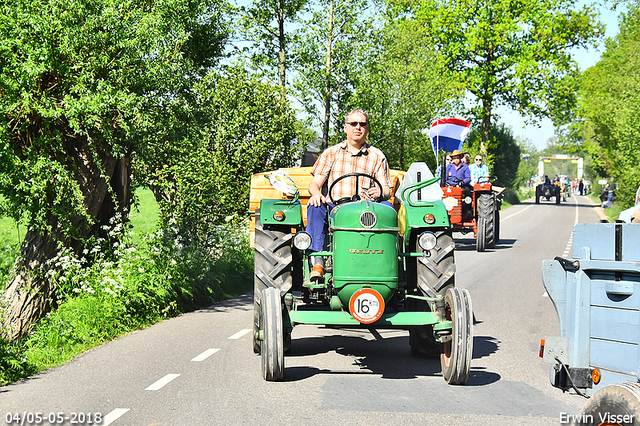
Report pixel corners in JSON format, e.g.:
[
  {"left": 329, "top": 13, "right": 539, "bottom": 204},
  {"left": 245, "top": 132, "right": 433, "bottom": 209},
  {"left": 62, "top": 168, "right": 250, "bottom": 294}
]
[{"left": 429, "top": 118, "right": 471, "bottom": 153}]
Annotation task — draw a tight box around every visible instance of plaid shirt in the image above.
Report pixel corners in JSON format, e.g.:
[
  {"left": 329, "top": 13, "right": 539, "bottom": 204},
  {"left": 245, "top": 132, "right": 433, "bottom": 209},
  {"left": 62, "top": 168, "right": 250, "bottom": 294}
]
[
  {"left": 469, "top": 163, "right": 489, "bottom": 183},
  {"left": 311, "top": 141, "right": 391, "bottom": 201}
]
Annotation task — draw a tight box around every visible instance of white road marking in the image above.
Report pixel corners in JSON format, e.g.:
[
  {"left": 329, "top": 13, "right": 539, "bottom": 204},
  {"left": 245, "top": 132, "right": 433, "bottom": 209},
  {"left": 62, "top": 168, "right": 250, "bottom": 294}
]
[
  {"left": 191, "top": 348, "right": 220, "bottom": 362},
  {"left": 145, "top": 374, "right": 180, "bottom": 391},
  {"left": 501, "top": 204, "right": 533, "bottom": 221},
  {"left": 542, "top": 292, "right": 549, "bottom": 298},
  {"left": 228, "top": 329, "right": 252, "bottom": 340},
  {"left": 103, "top": 408, "right": 130, "bottom": 425}
]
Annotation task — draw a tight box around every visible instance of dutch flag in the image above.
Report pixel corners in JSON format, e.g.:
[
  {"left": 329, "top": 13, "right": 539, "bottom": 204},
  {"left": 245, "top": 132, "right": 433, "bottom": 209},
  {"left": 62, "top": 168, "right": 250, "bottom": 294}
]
[{"left": 429, "top": 118, "right": 471, "bottom": 154}]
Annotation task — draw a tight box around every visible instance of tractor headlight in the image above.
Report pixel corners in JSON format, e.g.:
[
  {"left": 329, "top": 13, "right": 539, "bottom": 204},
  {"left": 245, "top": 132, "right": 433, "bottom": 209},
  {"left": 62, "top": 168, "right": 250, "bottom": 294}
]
[
  {"left": 464, "top": 196, "right": 472, "bottom": 204},
  {"left": 418, "top": 232, "right": 437, "bottom": 251},
  {"left": 293, "top": 231, "right": 312, "bottom": 250},
  {"left": 423, "top": 213, "right": 436, "bottom": 224}
]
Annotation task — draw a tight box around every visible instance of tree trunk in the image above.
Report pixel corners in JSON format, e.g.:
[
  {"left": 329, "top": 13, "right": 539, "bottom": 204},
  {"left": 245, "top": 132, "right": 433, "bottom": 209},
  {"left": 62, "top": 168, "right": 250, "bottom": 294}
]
[
  {"left": 321, "top": 0, "right": 334, "bottom": 151},
  {"left": 278, "top": 0, "right": 286, "bottom": 104},
  {"left": 1, "top": 137, "right": 131, "bottom": 341},
  {"left": 1, "top": 231, "right": 59, "bottom": 340},
  {"left": 481, "top": 96, "right": 493, "bottom": 154}
]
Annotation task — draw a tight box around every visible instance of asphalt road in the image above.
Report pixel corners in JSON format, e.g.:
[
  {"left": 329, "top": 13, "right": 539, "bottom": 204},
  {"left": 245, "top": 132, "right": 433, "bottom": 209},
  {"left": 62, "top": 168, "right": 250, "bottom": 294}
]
[{"left": 1, "top": 193, "right": 606, "bottom": 426}]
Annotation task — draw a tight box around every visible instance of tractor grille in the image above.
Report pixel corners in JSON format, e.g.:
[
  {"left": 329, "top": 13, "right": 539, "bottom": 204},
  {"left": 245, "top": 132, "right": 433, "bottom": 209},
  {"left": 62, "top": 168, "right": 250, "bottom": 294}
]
[
  {"left": 450, "top": 194, "right": 463, "bottom": 224},
  {"left": 360, "top": 211, "right": 377, "bottom": 228}
]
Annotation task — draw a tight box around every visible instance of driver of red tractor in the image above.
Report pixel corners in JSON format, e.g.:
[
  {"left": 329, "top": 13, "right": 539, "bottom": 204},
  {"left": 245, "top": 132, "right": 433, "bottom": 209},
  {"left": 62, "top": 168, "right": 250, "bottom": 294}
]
[
  {"left": 445, "top": 149, "right": 471, "bottom": 187},
  {"left": 306, "top": 109, "right": 392, "bottom": 280}
]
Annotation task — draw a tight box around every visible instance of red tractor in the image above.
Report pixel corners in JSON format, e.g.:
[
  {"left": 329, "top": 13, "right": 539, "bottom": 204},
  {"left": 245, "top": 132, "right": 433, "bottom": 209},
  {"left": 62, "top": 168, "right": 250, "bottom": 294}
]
[{"left": 441, "top": 177, "right": 502, "bottom": 252}]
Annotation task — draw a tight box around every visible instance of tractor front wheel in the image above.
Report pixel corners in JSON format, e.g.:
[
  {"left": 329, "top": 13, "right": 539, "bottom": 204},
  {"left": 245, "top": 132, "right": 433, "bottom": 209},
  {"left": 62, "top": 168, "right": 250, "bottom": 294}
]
[
  {"left": 261, "top": 287, "right": 285, "bottom": 381},
  {"left": 253, "top": 209, "right": 293, "bottom": 354},
  {"left": 441, "top": 287, "right": 473, "bottom": 385}
]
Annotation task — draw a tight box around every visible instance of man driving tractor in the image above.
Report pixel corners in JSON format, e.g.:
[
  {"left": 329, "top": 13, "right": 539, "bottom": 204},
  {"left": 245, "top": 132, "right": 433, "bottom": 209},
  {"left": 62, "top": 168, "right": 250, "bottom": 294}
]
[{"left": 306, "top": 109, "right": 392, "bottom": 280}]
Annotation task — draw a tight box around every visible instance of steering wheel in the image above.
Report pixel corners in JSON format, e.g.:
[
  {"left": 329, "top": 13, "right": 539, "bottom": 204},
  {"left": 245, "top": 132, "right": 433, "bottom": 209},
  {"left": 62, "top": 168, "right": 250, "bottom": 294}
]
[
  {"left": 328, "top": 172, "right": 384, "bottom": 205},
  {"left": 445, "top": 175, "right": 464, "bottom": 187}
]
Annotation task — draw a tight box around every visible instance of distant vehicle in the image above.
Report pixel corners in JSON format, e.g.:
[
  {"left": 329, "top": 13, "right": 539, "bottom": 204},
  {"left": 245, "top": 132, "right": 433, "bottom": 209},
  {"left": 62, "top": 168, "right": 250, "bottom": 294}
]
[{"left": 535, "top": 182, "right": 561, "bottom": 204}]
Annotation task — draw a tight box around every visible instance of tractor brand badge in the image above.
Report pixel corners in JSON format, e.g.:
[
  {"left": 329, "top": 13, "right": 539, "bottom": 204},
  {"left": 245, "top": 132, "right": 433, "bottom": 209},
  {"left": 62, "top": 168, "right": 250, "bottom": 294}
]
[
  {"left": 443, "top": 196, "right": 458, "bottom": 211},
  {"left": 348, "top": 249, "right": 384, "bottom": 254},
  {"left": 349, "top": 288, "right": 385, "bottom": 324}
]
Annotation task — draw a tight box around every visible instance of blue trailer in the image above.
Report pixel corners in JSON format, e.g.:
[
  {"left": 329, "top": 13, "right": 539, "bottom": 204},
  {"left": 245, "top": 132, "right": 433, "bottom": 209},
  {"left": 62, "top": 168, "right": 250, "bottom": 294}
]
[{"left": 541, "top": 222, "right": 640, "bottom": 425}]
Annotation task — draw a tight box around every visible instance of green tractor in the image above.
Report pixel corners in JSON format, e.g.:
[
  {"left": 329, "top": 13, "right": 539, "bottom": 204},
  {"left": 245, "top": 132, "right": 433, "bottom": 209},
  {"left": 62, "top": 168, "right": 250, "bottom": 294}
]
[{"left": 251, "top": 163, "right": 473, "bottom": 384}]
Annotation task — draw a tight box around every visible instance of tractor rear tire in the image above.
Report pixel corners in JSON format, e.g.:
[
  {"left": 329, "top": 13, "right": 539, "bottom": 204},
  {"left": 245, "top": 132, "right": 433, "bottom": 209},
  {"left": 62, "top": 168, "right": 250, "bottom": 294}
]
[
  {"left": 578, "top": 382, "right": 640, "bottom": 426},
  {"left": 410, "top": 233, "right": 456, "bottom": 358},
  {"left": 261, "top": 287, "right": 284, "bottom": 381},
  {"left": 253, "top": 209, "right": 293, "bottom": 354},
  {"left": 535, "top": 186, "right": 541, "bottom": 204},
  {"left": 476, "top": 193, "right": 495, "bottom": 250},
  {"left": 441, "top": 287, "right": 473, "bottom": 385},
  {"left": 415, "top": 232, "right": 456, "bottom": 298}
]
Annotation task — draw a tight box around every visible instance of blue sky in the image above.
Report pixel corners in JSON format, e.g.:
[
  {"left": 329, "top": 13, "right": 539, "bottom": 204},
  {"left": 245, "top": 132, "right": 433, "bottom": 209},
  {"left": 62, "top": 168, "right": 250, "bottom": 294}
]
[{"left": 500, "top": 1, "right": 627, "bottom": 150}]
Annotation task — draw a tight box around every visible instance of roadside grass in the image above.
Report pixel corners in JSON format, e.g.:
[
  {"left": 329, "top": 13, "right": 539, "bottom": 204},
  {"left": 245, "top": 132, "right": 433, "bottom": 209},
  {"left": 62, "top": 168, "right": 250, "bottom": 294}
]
[
  {"left": 0, "top": 188, "right": 253, "bottom": 386},
  {"left": 129, "top": 187, "right": 160, "bottom": 244},
  {"left": 500, "top": 186, "right": 534, "bottom": 209}
]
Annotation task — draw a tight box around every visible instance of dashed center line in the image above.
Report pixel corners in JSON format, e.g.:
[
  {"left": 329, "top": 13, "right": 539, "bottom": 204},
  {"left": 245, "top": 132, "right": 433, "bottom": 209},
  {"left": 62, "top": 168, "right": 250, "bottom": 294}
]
[
  {"left": 228, "top": 329, "right": 251, "bottom": 340},
  {"left": 145, "top": 373, "right": 180, "bottom": 391},
  {"left": 103, "top": 409, "right": 129, "bottom": 425},
  {"left": 191, "top": 348, "right": 220, "bottom": 362}
]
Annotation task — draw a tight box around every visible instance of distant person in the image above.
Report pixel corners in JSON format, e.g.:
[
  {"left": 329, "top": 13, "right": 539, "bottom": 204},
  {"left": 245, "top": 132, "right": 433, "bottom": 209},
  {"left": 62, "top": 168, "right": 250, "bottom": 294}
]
[
  {"left": 544, "top": 175, "right": 551, "bottom": 186},
  {"left": 579, "top": 179, "right": 584, "bottom": 195},
  {"left": 463, "top": 153, "right": 471, "bottom": 165},
  {"left": 469, "top": 154, "right": 489, "bottom": 185},
  {"left": 600, "top": 184, "right": 610, "bottom": 206}
]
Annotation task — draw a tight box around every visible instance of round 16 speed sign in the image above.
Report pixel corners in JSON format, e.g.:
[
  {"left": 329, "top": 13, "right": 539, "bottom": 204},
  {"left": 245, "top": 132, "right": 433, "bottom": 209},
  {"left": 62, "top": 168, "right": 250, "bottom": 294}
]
[{"left": 349, "top": 288, "right": 385, "bottom": 324}]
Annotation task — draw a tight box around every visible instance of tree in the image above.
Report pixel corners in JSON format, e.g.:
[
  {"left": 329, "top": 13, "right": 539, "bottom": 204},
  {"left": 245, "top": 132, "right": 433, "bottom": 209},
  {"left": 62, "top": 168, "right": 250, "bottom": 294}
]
[
  {"left": 292, "top": 0, "right": 374, "bottom": 149},
  {"left": 578, "top": 4, "right": 640, "bottom": 208},
  {"left": 392, "top": 0, "right": 603, "bottom": 152},
  {"left": 235, "top": 0, "right": 307, "bottom": 102},
  {"left": 0, "top": 0, "right": 229, "bottom": 339},
  {"left": 465, "top": 123, "right": 521, "bottom": 188},
  {"left": 136, "top": 66, "right": 302, "bottom": 238},
  {"left": 347, "top": 14, "right": 463, "bottom": 170}
]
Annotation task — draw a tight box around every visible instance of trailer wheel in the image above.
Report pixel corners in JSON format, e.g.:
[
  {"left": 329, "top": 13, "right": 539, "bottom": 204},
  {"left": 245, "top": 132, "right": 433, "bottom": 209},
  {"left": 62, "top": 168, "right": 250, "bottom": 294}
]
[
  {"left": 261, "top": 287, "right": 284, "bottom": 381},
  {"left": 409, "top": 233, "right": 455, "bottom": 358},
  {"left": 441, "top": 287, "right": 473, "bottom": 385},
  {"left": 578, "top": 382, "right": 640, "bottom": 426},
  {"left": 253, "top": 209, "right": 293, "bottom": 354},
  {"left": 477, "top": 193, "right": 495, "bottom": 250}
]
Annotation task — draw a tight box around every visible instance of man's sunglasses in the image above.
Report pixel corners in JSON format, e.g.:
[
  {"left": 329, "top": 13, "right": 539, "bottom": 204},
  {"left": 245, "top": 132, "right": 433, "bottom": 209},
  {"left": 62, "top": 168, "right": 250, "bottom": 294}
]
[{"left": 347, "top": 121, "right": 368, "bottom": 127}]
